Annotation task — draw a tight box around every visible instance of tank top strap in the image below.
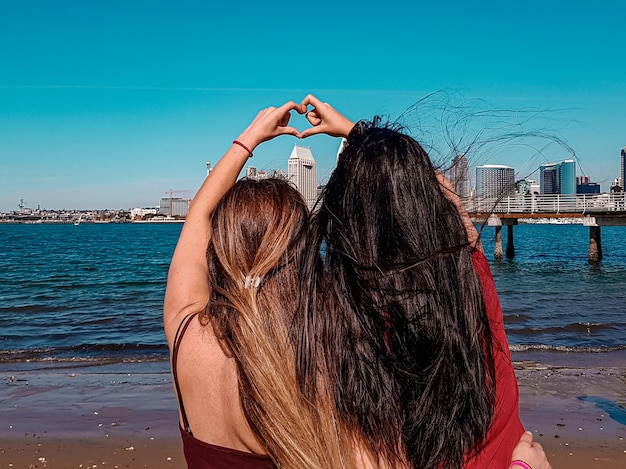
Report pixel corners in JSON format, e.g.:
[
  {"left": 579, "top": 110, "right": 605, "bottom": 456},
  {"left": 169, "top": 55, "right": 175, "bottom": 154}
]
[{"left": 172, "top": 311, "right": 200, "bottom": 435}]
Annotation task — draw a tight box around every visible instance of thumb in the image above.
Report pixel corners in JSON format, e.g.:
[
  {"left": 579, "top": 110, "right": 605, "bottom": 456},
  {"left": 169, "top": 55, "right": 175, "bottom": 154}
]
[
  {"left": 300, "top": 127, "right": 326, "bottom": 139},
  {"left": 518, "top": 431, "right": 534, "bottom": 447}
]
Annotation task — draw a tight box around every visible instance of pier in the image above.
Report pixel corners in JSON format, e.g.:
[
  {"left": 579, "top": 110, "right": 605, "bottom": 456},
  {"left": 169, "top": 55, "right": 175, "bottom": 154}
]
[{"left": 467, "top": 193, "right": 626, "bottom": 261}]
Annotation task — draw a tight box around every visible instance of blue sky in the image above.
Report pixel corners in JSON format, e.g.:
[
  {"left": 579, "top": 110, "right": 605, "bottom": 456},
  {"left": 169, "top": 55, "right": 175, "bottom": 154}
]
[{"left": 1, "top": 0, "right": 625, "bottom": 211}]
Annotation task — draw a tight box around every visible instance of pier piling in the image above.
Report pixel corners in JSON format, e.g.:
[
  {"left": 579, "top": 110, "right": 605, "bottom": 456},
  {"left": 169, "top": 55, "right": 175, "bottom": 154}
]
[{"left": 588, "top": 226, "right": 603, "bottom": 262}]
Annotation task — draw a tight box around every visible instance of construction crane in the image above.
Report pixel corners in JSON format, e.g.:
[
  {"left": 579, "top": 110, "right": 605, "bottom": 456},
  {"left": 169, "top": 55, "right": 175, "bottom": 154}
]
[{"left": 164, "top": 189, "right": 190, "bottom": 217}]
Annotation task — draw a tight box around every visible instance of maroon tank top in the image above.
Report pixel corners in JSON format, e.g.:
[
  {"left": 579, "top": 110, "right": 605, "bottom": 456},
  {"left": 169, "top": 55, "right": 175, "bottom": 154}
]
[{"left": 172, "top": 313, "right": 276, "bottom": 469}]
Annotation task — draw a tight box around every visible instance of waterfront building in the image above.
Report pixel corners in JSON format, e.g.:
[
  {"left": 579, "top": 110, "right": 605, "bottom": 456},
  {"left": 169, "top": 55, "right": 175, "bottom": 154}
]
[
  {"left": 577, "top": 182, "right": 601, "bottom": 194},
  {"left": 618, "top": 147, "right": 626, "bottom": 189},
  {"left": 576, "top": 175, "right": 600, "bottom": 194},
  {"left": 246, "top": 166, "right": 270, "bottom": 180},
  {"left": 288, "top": 145, "right": 317, "bottom": 209},
  {"left": 475, "top": 164, "right": 515, "bottom": 199},
  {"left": 130, "top": 207, "right": 158, "bottom": 219},
  {"left": 450, "top": 154, "right": 470, "bottom": 200},
  {"left": 274, "top": 169, "right": 288, "bottom": 180},
  {"left": 246, "top": 166, "right": 288, "bottom": 181},
  {"left": 159, "top": 197, "right": 190, "bottom": 217},
  {"left": 246, "top": 166, "right": 257, "bottom": 179},
  {"left": 540, "top": 163, "right": 559, "bottom": 194},
  {"left": 561, "top": 160, "right": 576, "bottom": 194},
  {"left": 515, "top": 179, "right": 539, "bottom": 195},
  {"left": 539, "top": 160, "right": 576, "bottom": 195}
]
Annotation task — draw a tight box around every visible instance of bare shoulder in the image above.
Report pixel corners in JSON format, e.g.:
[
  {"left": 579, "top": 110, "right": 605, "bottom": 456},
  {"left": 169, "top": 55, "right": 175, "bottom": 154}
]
[{"left": 174, "top": 318, "right": 263, "bottom": 453}]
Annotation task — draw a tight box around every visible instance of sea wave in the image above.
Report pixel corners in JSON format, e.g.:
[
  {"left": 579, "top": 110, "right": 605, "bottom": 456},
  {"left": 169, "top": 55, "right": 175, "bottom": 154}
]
[
  {"left": 508, "top": 321, "right": 621, "bottom": 335},
  {"left": 509, "top": 343, "right": 626, "bottom": 353},
  {"left": 0, "top": 343, "right": 169, "bottom": 363}
]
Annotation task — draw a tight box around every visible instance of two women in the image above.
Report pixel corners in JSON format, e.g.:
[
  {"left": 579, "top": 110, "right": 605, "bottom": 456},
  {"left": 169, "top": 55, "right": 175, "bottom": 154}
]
[{"left": 164, "top": 97, "right": 550, "bottom": 469}]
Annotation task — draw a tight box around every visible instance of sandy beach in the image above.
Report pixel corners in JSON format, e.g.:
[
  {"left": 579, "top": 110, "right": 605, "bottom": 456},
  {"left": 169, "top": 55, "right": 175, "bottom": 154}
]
[{"left": 1, "top": 352, "right": 625, "bottom": 468}]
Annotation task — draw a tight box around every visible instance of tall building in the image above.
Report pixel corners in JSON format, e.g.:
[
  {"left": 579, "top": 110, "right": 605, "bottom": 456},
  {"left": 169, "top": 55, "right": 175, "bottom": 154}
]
[
  {"left": 475, "top": 164, "right": 515, "bottom": 198},
  {"left": 539, "top": 160, "right": 576, "bottom": 195},
  {"left": 159, "top": 197, "right": 190, "bottom": 217},
  {"left": 560, "top": 160, "right": 576, "bottom": 194},
  {"left": 288, "top": 145, "right": 317, "bottom": 209},
  {"left": 540, "top": 163, "right": 559, "bottom": 194},
  {"left": 450, "top": 154, "right": 470, "bottom": 200},
  {"left": 619, "top": 147, "right": 626, "bottom": 189}
]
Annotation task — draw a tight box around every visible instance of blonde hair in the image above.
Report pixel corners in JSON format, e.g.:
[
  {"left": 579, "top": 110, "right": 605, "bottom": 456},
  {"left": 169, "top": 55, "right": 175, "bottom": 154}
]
[{"left": 203, "top": 178, "right": 358, "bottom": 469}]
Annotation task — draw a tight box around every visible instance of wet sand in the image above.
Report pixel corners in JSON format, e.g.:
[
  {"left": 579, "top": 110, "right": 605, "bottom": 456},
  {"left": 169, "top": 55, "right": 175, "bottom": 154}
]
[
  {"left": 1, "top": 352, "right": 625, "bottom": 468},
  {"left": 514, "top": 350, "right": 626, "bottom": 468}
]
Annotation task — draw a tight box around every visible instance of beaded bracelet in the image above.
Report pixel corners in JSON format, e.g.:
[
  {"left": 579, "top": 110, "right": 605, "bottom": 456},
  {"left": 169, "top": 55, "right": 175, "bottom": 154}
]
[
  {"left": 509, "top": 461, "right": 532, "bottom": 469},
  {"left": 232, "top": 140, "right": 253, "bottom": 158}
]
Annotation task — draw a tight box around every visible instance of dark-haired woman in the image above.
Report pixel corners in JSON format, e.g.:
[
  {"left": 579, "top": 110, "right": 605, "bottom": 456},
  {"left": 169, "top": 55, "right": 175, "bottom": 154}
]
[{"left": 297, "top": 94, "right": 551, "bottom": 469}]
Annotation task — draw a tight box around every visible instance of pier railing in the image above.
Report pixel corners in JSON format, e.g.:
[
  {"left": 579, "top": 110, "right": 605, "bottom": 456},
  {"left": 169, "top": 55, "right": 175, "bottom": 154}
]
[{"left": 467, "top": 193, "right": 626, "bottom": 215}]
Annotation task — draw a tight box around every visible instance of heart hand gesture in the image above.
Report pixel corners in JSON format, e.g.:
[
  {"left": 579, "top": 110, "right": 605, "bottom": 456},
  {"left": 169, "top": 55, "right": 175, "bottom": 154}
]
[{"left": 299, "top": 94, "right": 355, "bottom": 139}]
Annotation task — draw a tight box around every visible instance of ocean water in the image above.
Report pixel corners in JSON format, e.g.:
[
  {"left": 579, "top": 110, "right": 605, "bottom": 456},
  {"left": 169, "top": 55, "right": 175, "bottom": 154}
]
[
  {"left": 0, "top": 223, "right": 180, "bottom": 363},
  {"left": 480, "top": 222, "right": 626, "bottom": 352},
  {"left": 0, "top": 222, "right": 624, "bottom": 365}
]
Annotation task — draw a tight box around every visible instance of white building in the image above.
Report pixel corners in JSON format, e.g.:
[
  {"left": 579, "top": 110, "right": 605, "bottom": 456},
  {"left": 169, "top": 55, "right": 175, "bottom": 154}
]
[
  {"left": 450, "top": 154, "right": 470, "bottom": 200},
  {"left": 159, "top": 197, "right": 190, "bottom": 217},
  {"left": 130, "top": 207, "right": 158, "bottom": 219},
  {"left": 288, "top": 145, "right": 317, "bottom": 209},
  {"left": 475, "top": 164, "right": 515, "bottom": 199}
]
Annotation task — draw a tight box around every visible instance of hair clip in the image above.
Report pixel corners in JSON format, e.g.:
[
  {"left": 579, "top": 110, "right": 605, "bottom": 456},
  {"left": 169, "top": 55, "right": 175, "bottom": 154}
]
[{"left": 244, "top": 275, "right": 261, "bottom": 289}]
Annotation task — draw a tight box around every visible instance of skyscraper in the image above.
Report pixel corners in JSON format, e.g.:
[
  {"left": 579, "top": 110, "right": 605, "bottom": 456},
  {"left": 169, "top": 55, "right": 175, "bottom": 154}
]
[
  {"left": 450, "top": 154, "right": 470, "bottom": 200},
  {"left": 540, "top": 163, "right": 559, "bottom": 194},
  {"left": 539, "top": 160, "right": 576, "bottom": 195},
  {"left": 619, "top": 147, "right": 626, "bottom": 189},
  {"left": 560, "top": 160, "right": 576, "bottom": 194},
  {"left": 288, "top": 145, "right": 317, "bottom": 209},
  {"left": 475, "top": 164, "right": 515, "bottom": 198}
]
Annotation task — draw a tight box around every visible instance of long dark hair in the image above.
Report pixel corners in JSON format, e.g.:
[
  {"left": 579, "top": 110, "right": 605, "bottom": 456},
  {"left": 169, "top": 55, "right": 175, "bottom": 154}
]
[{"left": 297, "top": 119, "right": 496, "bottom": 469}]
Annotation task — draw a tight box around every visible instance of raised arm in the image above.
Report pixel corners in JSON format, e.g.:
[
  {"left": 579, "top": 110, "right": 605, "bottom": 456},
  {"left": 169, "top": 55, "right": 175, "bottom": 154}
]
[{"left": 163, "top": 102, "right": 304, "bottom": 339}]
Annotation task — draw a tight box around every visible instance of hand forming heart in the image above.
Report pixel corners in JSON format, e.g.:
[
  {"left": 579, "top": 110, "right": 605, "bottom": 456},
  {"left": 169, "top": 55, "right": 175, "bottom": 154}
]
[
  {"left": 298, "top": 94, "right": 355, "bottom": 139},
  {"left": 234, "top": 95, "right": 354, "bottom": 156}
]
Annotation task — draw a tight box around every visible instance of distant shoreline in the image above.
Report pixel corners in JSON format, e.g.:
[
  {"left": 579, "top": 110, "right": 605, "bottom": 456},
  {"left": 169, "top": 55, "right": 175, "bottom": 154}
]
[{"left": 0, "top": 218, "right": 185, "bottom": 224}]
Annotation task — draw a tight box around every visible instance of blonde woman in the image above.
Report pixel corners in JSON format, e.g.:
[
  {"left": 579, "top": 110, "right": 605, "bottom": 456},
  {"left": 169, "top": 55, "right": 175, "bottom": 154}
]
[{"left": 164, "top": 101, "right": 355, "bottom": 468}]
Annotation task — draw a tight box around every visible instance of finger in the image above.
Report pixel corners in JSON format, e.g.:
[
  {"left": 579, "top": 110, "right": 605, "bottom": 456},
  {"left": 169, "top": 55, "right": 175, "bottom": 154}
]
[
  {"left": 274, "top": 101, "right": 301, "bottom": 127},
  {"left": 301, "top": 94, "right": 324, "bottom": 110},
  {"left": 279, "top": 112, "right": 291, "bottom": 127},
  {"left": 276, "top": 100, "right": 301, "bottom": 116},
  {"left": 278, "top": 126, "right": 301, "bottom": 137},
  {"left": 300, "top": 126, "right": 326, "bottom": 138},
  {"left": 295, "top": 102, "right": 308, "bottom": 115},
  {"left": 306, "top": 111, "right": 322, "bottom": 126}
]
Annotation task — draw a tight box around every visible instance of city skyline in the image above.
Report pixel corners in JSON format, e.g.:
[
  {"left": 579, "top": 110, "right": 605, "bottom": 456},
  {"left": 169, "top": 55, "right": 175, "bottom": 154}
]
[
  {"left": 3, "top": 144, "right": 621, "bottom": 213},
  {"left": 1, "top": 1, "right": 625, "bottom": 212}
]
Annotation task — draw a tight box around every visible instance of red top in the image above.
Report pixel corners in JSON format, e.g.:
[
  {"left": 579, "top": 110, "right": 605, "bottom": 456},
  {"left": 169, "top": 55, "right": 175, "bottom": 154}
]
[
  {"left": 178, "top": 426, "right": 276, "bottom": 469},
  {"left": 464, "top": 249, "right": 524, "bottom": 468}
]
